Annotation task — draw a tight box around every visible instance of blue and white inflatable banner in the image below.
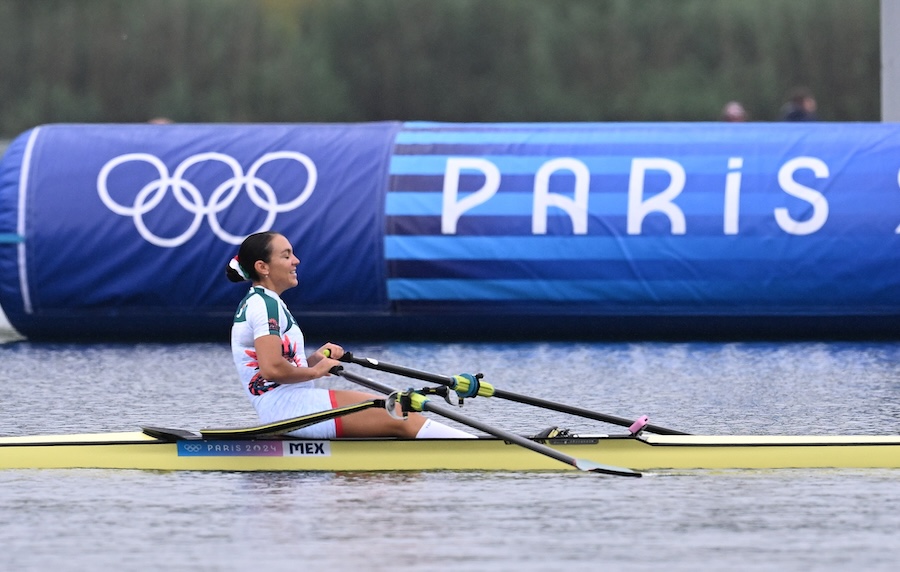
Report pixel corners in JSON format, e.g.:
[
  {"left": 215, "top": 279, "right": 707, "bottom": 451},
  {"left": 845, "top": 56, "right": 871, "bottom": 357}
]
[
  {"left": 385, "top": 122, "right": 900, "bottom": 315},
  {"left": 1, "top": 121, "right": 900, "bottom": 340},
  {"left": 0, "top": 123, "right": 399, "bottom": 339}
]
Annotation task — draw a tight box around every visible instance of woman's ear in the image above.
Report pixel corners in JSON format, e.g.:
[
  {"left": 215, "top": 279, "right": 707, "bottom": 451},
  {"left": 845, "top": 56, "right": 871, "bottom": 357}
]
[{"left": 254, "top": 259, "right": 269, "bottom": 277}]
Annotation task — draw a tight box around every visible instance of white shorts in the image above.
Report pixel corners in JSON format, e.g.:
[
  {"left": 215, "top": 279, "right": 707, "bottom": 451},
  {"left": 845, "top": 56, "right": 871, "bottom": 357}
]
[{"left": 253, "top": 383, "right": 340, "bottom": 439}]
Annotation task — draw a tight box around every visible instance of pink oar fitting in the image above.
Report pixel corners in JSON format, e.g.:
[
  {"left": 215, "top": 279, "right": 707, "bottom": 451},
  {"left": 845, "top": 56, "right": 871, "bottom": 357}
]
[{"left": 629, "top": 415, "right": 649, "bottom": 435}]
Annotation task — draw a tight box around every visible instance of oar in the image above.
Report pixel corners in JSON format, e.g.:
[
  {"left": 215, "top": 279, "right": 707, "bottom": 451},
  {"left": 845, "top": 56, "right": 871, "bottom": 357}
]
[
  {"left": 330, "top": 366, "right": 642, "bottom": 478},
  {"left": 339, "top": 351, "right": 689, "bottom": 435},
  {"left": 200, "top": 399, "right": 387, "bottom": 439}
]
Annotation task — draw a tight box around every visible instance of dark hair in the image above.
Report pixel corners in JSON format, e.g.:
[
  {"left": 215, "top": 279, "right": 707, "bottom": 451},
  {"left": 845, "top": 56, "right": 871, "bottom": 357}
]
[{"left": 224, "top": 231, "right": 280, "bottom": 283}]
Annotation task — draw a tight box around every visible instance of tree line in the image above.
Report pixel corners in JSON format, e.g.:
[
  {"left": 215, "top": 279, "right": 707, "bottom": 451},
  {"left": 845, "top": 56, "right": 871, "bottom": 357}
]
[{"left": 0, "top": 0, "right": 881, "bottom": 140}]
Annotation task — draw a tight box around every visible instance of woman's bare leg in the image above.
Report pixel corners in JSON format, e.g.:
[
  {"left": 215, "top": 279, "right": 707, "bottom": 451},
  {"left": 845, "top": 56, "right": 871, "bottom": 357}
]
[{"left": 331, "top": 389, "right": 425, "bottom": 438}]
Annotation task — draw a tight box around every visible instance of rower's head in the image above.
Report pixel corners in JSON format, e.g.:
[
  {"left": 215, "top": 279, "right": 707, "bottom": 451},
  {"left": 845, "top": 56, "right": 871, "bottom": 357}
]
[
  {"left": 226, "top": 232, "right": 300, "bottom": 294},
  {"left": 225, "top": 230, "right": 299, "bottom": 282}
]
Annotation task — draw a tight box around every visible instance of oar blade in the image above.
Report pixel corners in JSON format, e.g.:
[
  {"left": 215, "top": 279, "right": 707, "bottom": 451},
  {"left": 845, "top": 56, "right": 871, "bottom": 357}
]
[{"left": 574, "top": 458, "right": 643, "bottom": 478}]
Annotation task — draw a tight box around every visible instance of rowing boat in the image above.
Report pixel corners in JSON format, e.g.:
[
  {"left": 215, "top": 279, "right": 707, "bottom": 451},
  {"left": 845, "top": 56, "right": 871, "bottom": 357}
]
[
  {"left": 2, "top": 427, "right": 899, "bottom": 472},
  {"left": 6, "top": 353, "right": 895, "bottom": 474}
]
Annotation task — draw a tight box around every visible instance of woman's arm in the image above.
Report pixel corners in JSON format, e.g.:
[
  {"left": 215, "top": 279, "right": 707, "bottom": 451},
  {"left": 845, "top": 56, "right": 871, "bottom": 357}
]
[{"left": 254, "top": 335, "right": 341, "bottom": 383}]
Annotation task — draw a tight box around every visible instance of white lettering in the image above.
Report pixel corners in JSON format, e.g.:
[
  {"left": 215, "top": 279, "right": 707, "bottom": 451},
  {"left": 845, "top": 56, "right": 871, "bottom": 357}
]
[
  {"left": 895, "top": 167, "right": 900, "bottom": 233},
  {"left": 723, "top": 157, "right": 743, "bottom": 235},
  {"left": 532, "top": 158, "right": 590, "bottom": 234},
  {"left": 435, "top": 154, "right": 843, "bottom": 237},
  {"left": 441, "top": 157, "right": 500, "bottom": 234},
  {"left": 627, "top": 158, "right": 686, "bottom": 235},
  {"left": 774, "top": 157, "right": 829, "bottom": 235}
]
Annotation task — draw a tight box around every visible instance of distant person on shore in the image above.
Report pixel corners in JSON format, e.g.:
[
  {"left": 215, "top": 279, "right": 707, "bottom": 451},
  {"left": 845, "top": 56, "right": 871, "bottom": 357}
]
[
  {"left": 780, "top": 88, "right": 818, "bottom": 121},
  {"left": 721, "top": 101, "right": 747, "bottom": 122}
]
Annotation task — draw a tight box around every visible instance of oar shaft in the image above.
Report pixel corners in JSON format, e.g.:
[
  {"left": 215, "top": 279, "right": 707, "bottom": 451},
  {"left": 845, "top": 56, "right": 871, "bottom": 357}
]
[
  {"left": 332, "top": 367, "right": 641, "bottom": 477},
  {"left": 420, "top": 401, "right": 581, "bottom": 469},
  {"left": 340, "top": 353, "right": 688, "bottom": 435},
  {"left": 336, "top": 369, "right": 570, "bottom": 465},
  {"left": 344, "top": 355, "right": 454, "bottom": 386},
  {"left": 492, "top": 389, "right": 688, "bottom": 436},
  {"left": 338, "top": 368, "right": 401, "bottom": 395}
]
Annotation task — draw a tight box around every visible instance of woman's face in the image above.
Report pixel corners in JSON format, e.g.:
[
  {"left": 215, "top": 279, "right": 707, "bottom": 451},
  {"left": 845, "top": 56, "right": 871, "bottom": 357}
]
[{"left": 258, "top": 234, "right": 299, "bottom": 294}]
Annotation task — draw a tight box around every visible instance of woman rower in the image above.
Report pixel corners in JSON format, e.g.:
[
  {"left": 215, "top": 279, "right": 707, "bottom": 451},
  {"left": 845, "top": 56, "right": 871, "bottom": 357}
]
[{"left": 225, "top": 231, "right": 475, "bottom": 439}]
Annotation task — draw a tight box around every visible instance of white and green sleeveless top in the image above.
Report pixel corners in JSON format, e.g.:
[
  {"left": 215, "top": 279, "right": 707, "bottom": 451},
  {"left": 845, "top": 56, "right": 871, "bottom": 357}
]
[{"left": 230, "top": 286, "right": 311, "bottom": 402}]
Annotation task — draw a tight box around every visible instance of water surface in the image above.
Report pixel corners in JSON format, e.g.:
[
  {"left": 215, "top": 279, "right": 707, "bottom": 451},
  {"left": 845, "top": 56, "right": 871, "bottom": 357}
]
[{"left": 2, "top": 340, "right": 899, "bottom": 571}]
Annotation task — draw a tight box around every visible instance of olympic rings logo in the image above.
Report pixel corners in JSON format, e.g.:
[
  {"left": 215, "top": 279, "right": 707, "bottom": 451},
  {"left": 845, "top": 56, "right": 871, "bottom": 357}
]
[{"left": 97, "top": 151, "right": 317, "bottom": 247}]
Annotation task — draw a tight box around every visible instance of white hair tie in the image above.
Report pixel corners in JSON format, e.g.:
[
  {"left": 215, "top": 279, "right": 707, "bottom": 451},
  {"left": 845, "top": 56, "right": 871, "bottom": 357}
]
[{"left": 229, "top": 256, "right": 250, "bottom": 281}]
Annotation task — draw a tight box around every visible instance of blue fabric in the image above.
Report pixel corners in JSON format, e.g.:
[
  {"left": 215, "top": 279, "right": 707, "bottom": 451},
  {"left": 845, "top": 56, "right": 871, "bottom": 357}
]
[
  {"left": 0, "top": 122, "right": 399, "bottom": 336},
  {"left": 386, "top": 122, "right": 900, "bottom": 315},
  {"left": 2, "top": 121, "right": 900, "bottom": 339}
]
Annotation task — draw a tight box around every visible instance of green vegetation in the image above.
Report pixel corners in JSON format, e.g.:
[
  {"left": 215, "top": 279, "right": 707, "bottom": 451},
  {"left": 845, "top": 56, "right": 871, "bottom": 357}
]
[{"left": 0, "top": 0, "right": 880, "bottom": 138}]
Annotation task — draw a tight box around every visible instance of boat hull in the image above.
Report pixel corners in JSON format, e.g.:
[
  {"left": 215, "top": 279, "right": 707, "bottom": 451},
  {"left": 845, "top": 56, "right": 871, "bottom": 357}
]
[{"left": 2, "top": 431, "right": 900, "bottom": 472}]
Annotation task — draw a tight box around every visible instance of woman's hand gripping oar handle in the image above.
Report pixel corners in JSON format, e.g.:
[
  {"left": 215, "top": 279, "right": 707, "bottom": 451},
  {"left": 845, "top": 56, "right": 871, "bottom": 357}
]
[
  {"left": 327, "top": 364, "right": 641, "bottom": 478},
  {"left": 338, "top": 351, "right": 688, "bottom": 435}
]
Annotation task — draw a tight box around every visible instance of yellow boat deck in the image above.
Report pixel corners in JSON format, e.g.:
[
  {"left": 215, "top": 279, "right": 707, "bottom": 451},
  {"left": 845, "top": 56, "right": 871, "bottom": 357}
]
[{"left": 2, "top": 431, "right": 900, "bottom": 472}]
